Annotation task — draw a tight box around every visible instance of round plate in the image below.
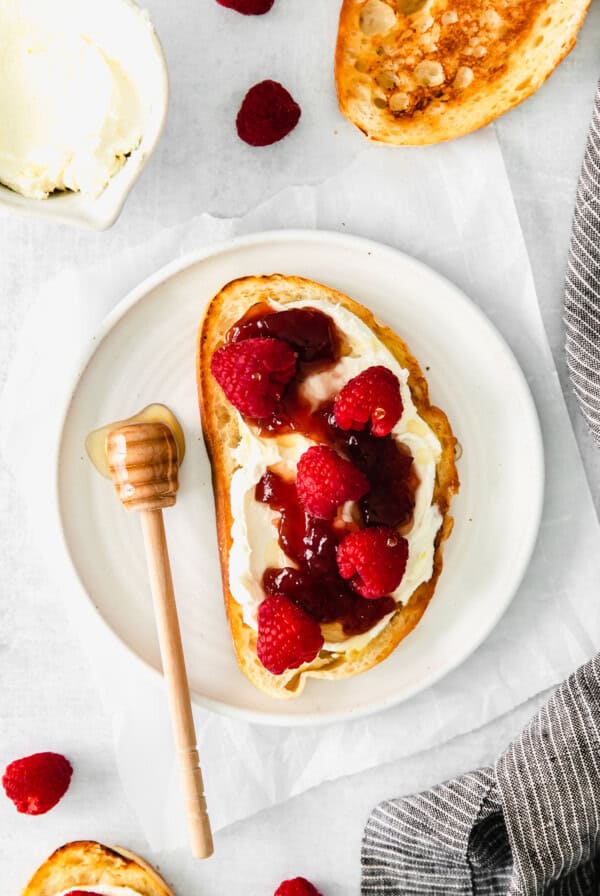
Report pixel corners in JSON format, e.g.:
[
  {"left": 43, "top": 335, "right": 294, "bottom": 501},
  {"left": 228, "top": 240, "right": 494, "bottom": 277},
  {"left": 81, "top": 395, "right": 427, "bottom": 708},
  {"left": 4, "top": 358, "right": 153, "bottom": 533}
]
[{"left": 56, "top": 230, "right": 544, "bottom": 725}]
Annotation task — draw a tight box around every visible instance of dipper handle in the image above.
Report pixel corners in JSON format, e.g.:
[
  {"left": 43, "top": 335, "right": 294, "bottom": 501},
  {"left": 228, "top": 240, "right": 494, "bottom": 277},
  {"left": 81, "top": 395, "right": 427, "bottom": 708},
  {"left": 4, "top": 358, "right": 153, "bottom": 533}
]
[
  {"left": 140, "top": 509, "right": 214, "bottom": 859},
  {"left": 106, "top": 420, "right": 213, "bottom": 858}
]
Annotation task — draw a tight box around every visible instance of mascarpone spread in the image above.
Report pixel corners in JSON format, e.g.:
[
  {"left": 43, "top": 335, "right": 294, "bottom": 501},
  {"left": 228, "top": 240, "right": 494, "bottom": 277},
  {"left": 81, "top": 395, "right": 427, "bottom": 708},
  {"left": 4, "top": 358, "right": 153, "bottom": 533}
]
[
  {"left": 228, "top": 298, "right": 443, "bottom": 654},
  {"left": 0, "top": 4, "right": 143, "bottom": 199},
  {"left": 55, "top": 888, "right": 142, "bottom": 896}
]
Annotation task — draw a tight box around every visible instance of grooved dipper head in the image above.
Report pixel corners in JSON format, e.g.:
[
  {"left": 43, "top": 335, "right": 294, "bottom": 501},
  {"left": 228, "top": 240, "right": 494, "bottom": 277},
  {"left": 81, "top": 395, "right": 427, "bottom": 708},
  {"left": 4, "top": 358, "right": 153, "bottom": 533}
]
[{"left": 107, "top": 421, "right": 179, "bottom": 512}]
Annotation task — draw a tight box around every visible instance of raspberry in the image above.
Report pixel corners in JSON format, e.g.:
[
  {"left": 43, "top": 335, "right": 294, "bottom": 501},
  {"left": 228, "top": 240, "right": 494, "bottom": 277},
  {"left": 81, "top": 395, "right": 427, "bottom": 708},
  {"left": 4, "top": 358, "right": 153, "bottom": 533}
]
[
  {"left": 274, "top": 879, "right": 323, "bottom": 896},
  {"left": 334, "top": 365, "right": 403, "bottom": 437},
  {"left": 257, "top": 596, "right": 324, "bottom": 675},
  {"left": 337, "top": 527, "right": 408, "bottom": 598},
  {"left": 296, "top": 445, "right": 369, "bottom": 519},
  {"left": 2, "top": 752, "right": 73, "bottom": 815},
  {"left": 217, "top": 0, "right": 274, "bottom": 12},
  {"left": 237, "top": 80, "right": 301, "bottom": 147},
  {"left": 65, "top": 892, "right": 104, "bottom": 895},
  {"left": 211, "top": 337, "right": 296, "bottom": 418}
]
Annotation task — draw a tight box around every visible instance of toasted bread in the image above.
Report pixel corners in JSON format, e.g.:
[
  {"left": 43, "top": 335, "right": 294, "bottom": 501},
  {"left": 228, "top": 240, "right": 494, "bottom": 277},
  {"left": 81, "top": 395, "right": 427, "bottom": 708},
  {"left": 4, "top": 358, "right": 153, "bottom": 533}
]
[
  {"left": 22, "top": 841, "right": 175, "bottom": 896},
  {"left": 198, "top": 275, "right": 459, "bottom": 699},
  {"left": 335, "top": 0, "right": 591, "bottom": 145}
]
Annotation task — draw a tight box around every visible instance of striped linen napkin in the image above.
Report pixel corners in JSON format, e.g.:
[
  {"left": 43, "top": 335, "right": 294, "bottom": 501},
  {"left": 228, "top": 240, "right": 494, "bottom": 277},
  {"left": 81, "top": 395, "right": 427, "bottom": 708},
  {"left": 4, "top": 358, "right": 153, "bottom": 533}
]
[
  {"left": 361, "top": 83, "right": 600, "bottom": 895},
  {"left": 362, "top": 656, "right": 600, "bottom": 894},
  {"left": 565, "top": 84, "right": 600, "bottom": 444}
]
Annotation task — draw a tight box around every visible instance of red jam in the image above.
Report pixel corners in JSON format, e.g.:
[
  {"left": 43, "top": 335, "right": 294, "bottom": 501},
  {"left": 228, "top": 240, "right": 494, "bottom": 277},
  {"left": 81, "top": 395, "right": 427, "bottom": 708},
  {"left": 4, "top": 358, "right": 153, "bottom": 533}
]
[
  {"left": 255, "top": 471, "right": 342, "bottom": 575},
  {"left": 228, "top": 303, "right": 339, "bottom": 436},
  {"left": 229, "top": 303, "right": 337, "bottom": 363},
  {"left": 337, "top": 428, "right": 417, "bottom": 529},
  {"left": 256, "top": 470, "right": 396, "bottom": 636},
  {"left": 231, "top": 303, "right": 419, "bottom": 636}
]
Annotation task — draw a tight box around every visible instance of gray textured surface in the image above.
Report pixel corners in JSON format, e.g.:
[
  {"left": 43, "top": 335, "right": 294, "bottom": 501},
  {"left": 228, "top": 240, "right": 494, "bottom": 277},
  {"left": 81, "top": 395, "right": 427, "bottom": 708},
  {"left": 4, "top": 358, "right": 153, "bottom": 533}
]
[{"left": 496, "top": 11, "right": 600, "bottom": 514}]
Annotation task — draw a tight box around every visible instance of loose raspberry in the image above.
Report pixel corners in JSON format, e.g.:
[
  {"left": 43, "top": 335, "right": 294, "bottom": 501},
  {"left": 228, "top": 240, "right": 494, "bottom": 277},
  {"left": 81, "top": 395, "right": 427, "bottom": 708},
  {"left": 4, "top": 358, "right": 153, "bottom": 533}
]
[
  {"left": 237, "top": 80, "right": 301, "bottom": 147},
  {"left": 257, "top": 595, "right": 324, "bottom": 675},
  {"left": 337, "top": 527, "right": 408, "bottom": 598},
  {"left": 211, "top": 337, "right": 297, "bottom": 418},
  {"left": 334, "top": 365, "right": 403, "bottom": 437},
  {"left": 296, "top": 445, "right": 369, "bottom": 520},
  {"left": 275, "top": 879, "right": 323, "bottom": 896},
  {"left": 217, "top": 0, "right": 274, "bottom": 12},
  {"left": 2, "top": 752, "right": 73, "bottom": 815}
]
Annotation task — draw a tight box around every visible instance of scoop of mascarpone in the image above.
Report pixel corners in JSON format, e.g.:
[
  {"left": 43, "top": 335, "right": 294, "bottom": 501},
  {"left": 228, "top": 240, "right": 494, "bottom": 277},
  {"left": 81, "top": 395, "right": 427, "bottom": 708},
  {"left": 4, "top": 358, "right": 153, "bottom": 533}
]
[{"left": 0, "top": 8, "right": 143, "bottom": 199}]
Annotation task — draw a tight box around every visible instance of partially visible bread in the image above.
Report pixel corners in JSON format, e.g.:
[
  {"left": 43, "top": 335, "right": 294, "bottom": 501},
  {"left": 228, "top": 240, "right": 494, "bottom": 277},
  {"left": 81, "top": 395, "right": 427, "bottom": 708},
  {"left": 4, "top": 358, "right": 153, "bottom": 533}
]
[
  {"left": 23, "top": 841, "right": 175, "bottom": 896},
  {"left": 198, "top": 275, "right": 459, "bottom": 699},
  {"left": 335, "top": 0, "right": 591, "bottom": 145}
]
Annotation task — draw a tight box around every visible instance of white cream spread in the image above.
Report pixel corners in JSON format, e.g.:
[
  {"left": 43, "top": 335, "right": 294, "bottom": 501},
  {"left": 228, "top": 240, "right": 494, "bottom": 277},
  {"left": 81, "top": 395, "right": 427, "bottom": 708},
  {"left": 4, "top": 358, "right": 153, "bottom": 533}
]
[
  {"left": 228, "top": 298, "right": 443, "bottom": 654},
  {"left": 55, "top": 887, "right": 142, "bottom": 896},
  {"left": 0, "top": 3, "right": 143, "bottom": 199}
]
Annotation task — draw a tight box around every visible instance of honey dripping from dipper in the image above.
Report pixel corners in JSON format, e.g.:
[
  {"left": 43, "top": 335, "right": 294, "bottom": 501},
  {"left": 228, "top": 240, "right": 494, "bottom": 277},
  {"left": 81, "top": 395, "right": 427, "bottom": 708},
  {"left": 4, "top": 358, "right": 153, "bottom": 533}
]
[
  {"left": 85, "top": 404, "right": 186, "bottom": 511},
  {"left": 85, "top": 404, "right": 185, "bottom": 478}
]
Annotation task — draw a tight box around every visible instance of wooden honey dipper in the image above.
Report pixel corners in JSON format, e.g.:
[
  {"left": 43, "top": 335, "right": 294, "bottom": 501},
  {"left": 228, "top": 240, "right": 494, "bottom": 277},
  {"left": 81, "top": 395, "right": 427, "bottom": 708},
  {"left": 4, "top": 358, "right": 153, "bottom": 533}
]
[{"left": 106, "top": 420, "right": 214, "bottom": 859}]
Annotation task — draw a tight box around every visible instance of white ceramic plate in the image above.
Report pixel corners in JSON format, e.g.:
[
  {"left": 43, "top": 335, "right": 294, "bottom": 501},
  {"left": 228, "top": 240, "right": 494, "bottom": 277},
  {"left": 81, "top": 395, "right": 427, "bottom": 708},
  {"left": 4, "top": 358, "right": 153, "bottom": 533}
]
[{"left": 57, "top": 230, "right": 544, "bottom": 725}]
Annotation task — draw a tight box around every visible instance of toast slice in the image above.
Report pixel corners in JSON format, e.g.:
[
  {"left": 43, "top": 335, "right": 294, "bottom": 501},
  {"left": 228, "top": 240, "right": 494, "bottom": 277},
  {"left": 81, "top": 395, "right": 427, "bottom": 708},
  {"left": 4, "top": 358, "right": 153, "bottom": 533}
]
[
  {"left": 22, "top": 841, "right": 175, "bottom": 896},
  {"left": 198, "top": 275, "right": 459, "bottom": 699},
  {"left": 335, "top": 0, "right": 591, "bottom": 145}
]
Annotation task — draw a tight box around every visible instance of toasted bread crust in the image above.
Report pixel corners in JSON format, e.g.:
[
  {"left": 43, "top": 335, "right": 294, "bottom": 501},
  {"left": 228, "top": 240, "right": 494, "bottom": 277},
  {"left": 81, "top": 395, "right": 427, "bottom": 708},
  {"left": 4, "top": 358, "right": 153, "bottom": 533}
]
[
  {"left": 22, "top": 841, "right": 175, "bottom": 896},
  {"left": 198, "top": 275, "right": 459, "bottom": 699},
  {"left": 335, "top": 0, "right": 591, "bottom": 145}
]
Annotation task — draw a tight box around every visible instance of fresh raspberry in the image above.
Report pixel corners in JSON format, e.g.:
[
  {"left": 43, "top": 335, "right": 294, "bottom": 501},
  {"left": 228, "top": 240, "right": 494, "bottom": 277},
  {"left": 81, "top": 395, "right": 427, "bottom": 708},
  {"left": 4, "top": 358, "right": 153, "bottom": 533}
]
[
  {"left": 257, "top": 595, "right": 324, "bottom": 675},
  {"left": 65, "top": 892, "right": 104, "bottom": 895},
  {"left": 334, "top": 365, "right": 403, "bottom": 437},
  {"left": 296, "top": 445, "right": 369, "bottom": 520},
  {"left": 337, "top": 527, "right": 408, "bottom": 598},
  {"left": 211, "top": 337, "right": 297, "bottom": 418},
  {"left": 275, "top": 879, "right": 323, "bottom": 896},
  {"left": 217, "top": 0, "right": 274, "bottom": 12},
  {"left": 237, "top": 80, "right": 301, "bottom": 147},
  {"left": 2, "top": 752, "right": 73, "bottom": 815}
]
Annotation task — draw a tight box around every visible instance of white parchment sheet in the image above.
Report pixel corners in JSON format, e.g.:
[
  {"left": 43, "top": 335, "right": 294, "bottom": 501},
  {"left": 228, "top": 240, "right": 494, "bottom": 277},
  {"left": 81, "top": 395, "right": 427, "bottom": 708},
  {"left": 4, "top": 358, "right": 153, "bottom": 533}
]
[{"left": 2, "top": 129, "right": 600, "bottom": 849}]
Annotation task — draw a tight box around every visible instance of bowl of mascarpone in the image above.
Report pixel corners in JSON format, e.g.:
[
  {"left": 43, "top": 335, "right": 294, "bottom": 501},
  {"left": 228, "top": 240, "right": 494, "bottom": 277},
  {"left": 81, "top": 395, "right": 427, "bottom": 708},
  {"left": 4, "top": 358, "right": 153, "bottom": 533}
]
[{"left": 0, "top": 0, "right": 168, "bottom": 229}]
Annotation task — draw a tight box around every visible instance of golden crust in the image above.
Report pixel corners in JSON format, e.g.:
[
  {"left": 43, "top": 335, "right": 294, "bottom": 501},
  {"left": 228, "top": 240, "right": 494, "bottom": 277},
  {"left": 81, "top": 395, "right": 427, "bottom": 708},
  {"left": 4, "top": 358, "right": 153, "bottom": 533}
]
[
  {"left": 335, "top": 0, "right": 591, "bottom": 145},
  {"left": 198, "top": 275, "right": 459, "bottom": 699},
  {"left": 22, "top": 841, "right": 175, "bottom": 896}
]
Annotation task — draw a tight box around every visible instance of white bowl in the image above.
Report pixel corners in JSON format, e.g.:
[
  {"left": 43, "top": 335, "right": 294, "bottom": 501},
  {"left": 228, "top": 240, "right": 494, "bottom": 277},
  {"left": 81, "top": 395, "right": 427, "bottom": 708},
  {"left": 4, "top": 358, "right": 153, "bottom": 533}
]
[{"left": 0, "top": 0, "right": 168, "bottom": 230}]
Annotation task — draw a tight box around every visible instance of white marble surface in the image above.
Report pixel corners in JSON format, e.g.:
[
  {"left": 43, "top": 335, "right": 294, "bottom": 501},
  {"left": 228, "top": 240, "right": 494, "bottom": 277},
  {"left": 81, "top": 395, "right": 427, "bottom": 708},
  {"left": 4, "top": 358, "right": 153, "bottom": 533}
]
[{"left": 1, "top": 2, "right": 599, "bottom": 892}]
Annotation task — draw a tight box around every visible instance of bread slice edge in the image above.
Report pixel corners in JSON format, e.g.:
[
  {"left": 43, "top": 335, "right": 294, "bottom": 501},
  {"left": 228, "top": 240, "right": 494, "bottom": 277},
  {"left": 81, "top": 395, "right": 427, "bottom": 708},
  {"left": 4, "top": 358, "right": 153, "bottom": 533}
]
[
  {"left": 22, "top": 840, "right": 175, "bottom": 896},
  {"left": 197, "top": 274, "right": 459, "bottom": 699},
  {"left": 335, "top": 0, "right": 592, "bottom": 145}
]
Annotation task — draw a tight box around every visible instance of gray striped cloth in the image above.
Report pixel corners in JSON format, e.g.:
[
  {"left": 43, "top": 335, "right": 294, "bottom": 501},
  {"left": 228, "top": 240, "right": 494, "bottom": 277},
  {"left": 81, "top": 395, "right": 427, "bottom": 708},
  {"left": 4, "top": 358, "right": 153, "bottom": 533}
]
[
  {"left": 565, "top": 82, "right": 600, "bottom": 445},
  {"left": 362, "top": 83, "right": 600, "bottom": 895},
  {"left": 362, "top": 655, "right": 600, "bottom": 894}
]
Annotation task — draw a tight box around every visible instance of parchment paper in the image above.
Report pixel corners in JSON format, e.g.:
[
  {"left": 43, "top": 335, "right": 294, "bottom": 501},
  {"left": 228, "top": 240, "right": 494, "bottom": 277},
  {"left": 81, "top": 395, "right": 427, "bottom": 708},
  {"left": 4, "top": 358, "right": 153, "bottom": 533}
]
[{"left": 2, "top": 130, "right": 600, "bottom": 849}]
